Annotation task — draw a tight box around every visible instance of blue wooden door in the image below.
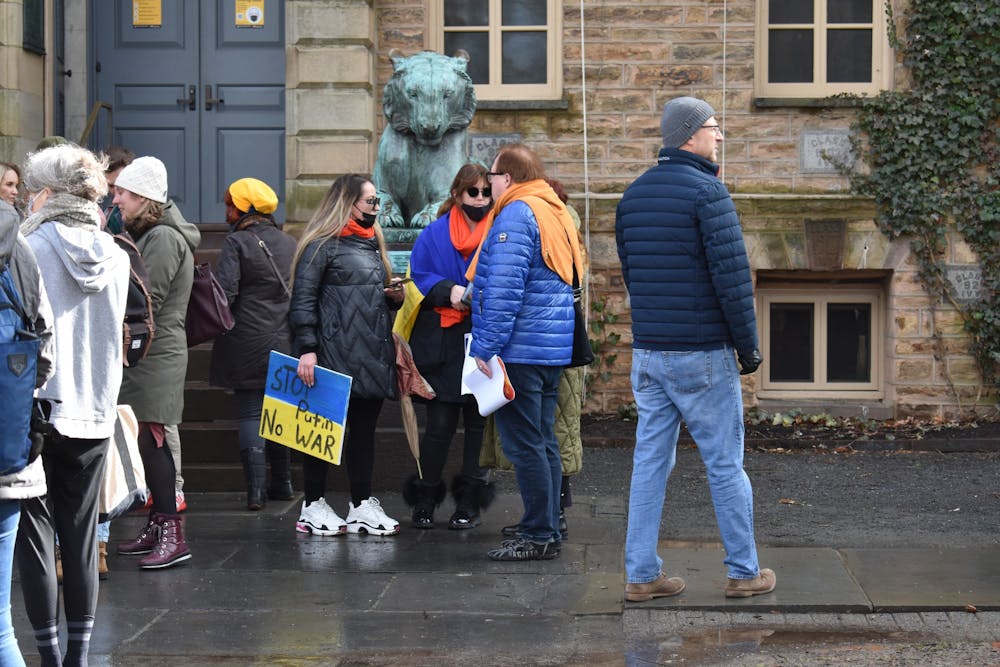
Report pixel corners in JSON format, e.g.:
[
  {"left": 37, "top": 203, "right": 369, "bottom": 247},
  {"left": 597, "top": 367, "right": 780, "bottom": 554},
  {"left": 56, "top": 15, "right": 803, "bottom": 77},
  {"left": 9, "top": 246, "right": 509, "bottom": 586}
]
[{"left": 92, "top": 1, "right": 285, "bottom": 223}]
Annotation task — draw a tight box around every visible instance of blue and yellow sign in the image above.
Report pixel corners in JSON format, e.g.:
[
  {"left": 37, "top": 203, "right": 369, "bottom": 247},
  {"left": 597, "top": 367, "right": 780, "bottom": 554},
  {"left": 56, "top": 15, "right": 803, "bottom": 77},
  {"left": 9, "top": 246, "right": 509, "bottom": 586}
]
[{"left": 260, "top": 351, "right": 352, "bottom": 465}]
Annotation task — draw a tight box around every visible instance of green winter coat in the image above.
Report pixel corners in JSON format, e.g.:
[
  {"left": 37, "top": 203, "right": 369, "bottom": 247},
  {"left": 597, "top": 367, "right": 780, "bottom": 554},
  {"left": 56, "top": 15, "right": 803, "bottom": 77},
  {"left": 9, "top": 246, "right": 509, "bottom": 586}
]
[
  {"left": 479, "top": 365, "right": 583, "bottom": 476},
  {"left": 118, "top": 201, "right": 201, "bottom": 424}
]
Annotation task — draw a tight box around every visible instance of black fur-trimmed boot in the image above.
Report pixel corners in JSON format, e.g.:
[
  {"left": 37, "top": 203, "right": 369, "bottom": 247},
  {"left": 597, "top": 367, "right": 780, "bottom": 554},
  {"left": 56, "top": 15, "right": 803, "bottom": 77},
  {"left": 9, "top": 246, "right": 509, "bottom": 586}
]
[
  {"left": 402, "top": 474, "right": 446, "bottom": 529},
  {"left": 448, "top": 474, "right": 496, "bottom": 530}
]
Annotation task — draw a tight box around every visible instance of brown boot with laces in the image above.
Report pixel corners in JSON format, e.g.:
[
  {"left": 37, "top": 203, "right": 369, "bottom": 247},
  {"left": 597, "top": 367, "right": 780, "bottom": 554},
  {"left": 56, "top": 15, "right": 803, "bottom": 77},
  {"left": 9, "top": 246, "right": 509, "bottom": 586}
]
[
  {"left": 725, "top": 568, "right": 777, "bottom": 598},
  {"left": 625, "top": 572, "right": 686, "bottom": 602}
]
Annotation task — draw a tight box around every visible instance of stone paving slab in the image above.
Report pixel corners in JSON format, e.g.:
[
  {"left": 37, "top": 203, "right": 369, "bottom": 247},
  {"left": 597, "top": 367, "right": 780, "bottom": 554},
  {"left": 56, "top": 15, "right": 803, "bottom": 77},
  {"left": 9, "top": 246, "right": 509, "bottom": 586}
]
[
  {"left": 841, "top": 547, "right": 1000, "bottom": 611},
  {"left": 624, "top": 546, "right": 872, "bottom": 613}
]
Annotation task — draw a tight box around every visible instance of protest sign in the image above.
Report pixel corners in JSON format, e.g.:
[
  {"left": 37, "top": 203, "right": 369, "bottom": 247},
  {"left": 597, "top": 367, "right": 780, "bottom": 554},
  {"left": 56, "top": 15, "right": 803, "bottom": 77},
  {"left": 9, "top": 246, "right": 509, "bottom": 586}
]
[{"left": 260, "top": 351, "right": 352, "bottom": 465}]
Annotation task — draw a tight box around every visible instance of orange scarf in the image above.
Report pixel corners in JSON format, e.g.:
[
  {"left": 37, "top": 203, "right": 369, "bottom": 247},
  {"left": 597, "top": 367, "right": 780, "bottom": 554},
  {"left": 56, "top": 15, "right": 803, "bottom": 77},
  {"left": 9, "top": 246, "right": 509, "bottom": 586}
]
[
  {"left": 465, "top": 180, "right": 582, "bottom": 285},
  {"left": 449, "top": 205, "right": 486, "bottom": 258},
  {"left": 434, "top": 206, "right": 486, "bottom": 328},
  {"left": 340, "top": 219, "right": 376, "bottom": 239}
]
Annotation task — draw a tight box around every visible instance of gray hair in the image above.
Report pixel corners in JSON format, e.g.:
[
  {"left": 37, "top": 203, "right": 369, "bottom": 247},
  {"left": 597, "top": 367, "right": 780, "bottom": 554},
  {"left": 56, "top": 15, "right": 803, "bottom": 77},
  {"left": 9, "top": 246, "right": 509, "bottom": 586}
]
[{"left": 22, "top": 144, "right": 109, "bottom": 202}]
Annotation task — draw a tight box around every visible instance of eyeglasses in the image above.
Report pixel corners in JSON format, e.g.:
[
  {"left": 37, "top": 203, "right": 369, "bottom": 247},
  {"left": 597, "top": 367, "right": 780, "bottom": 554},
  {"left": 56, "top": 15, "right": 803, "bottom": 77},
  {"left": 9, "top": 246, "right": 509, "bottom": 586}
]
[
  {"left": 485, "top": 172, "right": 505, "bottom": 180},
  {"left": 465, "top": 186, "right": 492, "bottom": 198},
  {"left": 700, "top": 124, "right": 723, "bottom": 135},
  {"left": 358, "top": 196, "right": 380, "bottom": 207}
]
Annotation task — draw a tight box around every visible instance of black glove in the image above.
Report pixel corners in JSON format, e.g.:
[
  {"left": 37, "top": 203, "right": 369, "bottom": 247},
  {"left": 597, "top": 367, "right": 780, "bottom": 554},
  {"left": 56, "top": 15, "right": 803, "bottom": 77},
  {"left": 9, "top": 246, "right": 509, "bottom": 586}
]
[
  {"left": 28, "top": 399, "right": 54, "bottom": 463},
  {"left": 738, "top": 349, "right": 762, "bottom": 375}
]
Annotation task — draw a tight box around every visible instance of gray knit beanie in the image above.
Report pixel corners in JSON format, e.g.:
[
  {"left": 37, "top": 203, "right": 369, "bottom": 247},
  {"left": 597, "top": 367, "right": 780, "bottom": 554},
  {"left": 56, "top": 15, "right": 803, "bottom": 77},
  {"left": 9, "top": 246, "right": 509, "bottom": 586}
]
[
  {"left": 660, "top": 96, "right": 716, "bottom": 148},
  {"left": 115, "top": 156, "right": 168, "bottom": 204}
]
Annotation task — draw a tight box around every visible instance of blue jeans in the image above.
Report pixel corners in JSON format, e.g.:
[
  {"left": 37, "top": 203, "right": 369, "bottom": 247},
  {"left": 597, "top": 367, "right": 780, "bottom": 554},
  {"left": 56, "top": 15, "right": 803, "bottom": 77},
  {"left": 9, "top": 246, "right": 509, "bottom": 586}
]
[
  {"left": 0, "top": 500, "right": 26, "bottom": 666},
  {"left": 624, "top": 347, "right": 760, "bottom": 582},
  {"left": 494, "top": 363, "right": 563, "bottom": 544}
]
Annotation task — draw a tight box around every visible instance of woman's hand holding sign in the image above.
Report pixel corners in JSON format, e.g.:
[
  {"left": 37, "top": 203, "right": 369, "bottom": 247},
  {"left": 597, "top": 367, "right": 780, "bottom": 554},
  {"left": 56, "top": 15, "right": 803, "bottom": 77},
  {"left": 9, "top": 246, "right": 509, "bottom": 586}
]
[{"left": 297, "top": 352, "right": 318, "bottom": 388}]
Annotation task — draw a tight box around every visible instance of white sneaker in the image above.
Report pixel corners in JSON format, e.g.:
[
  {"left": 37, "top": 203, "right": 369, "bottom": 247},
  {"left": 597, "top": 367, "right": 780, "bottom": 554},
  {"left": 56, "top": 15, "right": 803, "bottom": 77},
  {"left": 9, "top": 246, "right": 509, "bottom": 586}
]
[
  {"left": 346, "top": 497, "right": 400, "bottom": 535},
  {"left": 296, "top": 498, "right": 347, "bottom": 536}
]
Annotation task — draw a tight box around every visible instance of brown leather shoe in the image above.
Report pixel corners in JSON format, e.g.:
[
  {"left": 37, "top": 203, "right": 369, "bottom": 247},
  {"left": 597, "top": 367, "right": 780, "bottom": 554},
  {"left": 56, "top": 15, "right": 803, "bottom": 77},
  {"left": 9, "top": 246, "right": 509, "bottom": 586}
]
[
  {"left": 625, "top": 573, "right": 686, "bottom": 602},
  {"left": 725, "top": 568, "right": 777, "bottom": 598},
  {"left": 98, "top": 541, "right": 109, "bottom": 580}
]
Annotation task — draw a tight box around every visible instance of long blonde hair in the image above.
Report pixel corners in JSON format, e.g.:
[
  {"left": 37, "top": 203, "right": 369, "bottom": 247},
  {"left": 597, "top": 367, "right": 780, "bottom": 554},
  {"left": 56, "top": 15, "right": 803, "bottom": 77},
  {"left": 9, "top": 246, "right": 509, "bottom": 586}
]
[{"left": 290, "top": 173, "right": 392, "bottom": 285}]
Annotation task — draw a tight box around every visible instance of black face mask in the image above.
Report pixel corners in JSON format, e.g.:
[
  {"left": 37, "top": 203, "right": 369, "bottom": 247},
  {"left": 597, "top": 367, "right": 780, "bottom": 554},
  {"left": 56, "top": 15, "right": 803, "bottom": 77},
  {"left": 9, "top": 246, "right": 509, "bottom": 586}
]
[
  {"left": 461, "top": 203, "right": 491, "bottom": 222},
  {"left": 354, "top": 210, "right": 377, "bottom": 228}
]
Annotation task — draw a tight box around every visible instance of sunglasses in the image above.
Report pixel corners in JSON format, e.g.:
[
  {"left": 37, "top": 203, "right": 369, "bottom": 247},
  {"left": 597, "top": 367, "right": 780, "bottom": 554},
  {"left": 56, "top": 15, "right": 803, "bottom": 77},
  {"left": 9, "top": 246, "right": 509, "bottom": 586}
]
[
  {"left": 465, "top": 186, "right": 492, "bottom": 198},
  {"left": 358, "top": 196, "right": 380, "bottom": 207}
]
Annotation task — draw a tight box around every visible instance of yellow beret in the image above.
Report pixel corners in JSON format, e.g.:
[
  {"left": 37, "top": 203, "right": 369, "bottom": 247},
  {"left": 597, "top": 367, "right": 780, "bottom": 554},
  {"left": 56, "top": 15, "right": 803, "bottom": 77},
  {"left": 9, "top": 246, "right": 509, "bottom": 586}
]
[{"left": 228, "top": 177, "right": 278, "bottom": 214}]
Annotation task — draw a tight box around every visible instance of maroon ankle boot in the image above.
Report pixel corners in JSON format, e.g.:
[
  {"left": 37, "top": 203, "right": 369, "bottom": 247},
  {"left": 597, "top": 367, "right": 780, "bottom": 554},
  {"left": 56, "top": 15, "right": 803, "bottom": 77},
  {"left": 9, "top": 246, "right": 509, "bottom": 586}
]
[
  {"left": 140, "top": 513, "right": 192, "bottom": 569},
  {"left": 117, "top": 514, "right": 159, "bottom": 555}
]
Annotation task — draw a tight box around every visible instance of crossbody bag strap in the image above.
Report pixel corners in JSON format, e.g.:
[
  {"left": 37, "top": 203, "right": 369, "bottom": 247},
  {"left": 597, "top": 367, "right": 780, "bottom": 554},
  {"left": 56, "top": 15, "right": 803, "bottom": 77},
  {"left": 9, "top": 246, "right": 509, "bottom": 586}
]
[{"left": 247, "top": 230, "right": 291, "bottom": 298}]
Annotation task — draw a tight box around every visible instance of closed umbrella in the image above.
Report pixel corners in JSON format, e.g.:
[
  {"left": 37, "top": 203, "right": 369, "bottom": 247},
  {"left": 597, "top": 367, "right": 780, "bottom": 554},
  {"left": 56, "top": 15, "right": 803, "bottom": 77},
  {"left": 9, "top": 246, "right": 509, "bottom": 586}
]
[{"left": 393, "top": 333, "right": 436, "bottom": 478}]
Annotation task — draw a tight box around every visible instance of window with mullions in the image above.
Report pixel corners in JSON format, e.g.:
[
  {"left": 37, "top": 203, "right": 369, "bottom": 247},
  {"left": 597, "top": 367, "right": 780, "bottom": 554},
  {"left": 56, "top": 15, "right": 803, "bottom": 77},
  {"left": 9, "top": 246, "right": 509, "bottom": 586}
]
[
  {"left": 428, "top": 0, "right": 562, "bottom": 101},
  {"left": 759, "top": 288, "right": 883, "bottom": 396},
  {"left": 755, "top": 0, "right": 892, "bottom": 99}
]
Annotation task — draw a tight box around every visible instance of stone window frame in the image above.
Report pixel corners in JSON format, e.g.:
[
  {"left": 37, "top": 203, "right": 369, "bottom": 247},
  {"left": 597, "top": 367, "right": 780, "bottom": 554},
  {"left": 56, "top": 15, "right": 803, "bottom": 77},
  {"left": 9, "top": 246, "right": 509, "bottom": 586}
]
[
  {"left": 754, "top": 0, "right": 893, "bottom": 100},
  {"left": 426, "top": 0, "right": 563, "bottom": 102},
  {"left": 757, "top": 285, "right": 884, "bottom": 398}
]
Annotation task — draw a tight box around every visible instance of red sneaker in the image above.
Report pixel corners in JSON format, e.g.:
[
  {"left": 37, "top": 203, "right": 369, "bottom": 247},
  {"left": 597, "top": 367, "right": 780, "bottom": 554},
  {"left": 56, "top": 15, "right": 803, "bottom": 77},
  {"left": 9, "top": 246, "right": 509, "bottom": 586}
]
[{"left": 175, "top": 490, "right": 187, "bottom": 513}]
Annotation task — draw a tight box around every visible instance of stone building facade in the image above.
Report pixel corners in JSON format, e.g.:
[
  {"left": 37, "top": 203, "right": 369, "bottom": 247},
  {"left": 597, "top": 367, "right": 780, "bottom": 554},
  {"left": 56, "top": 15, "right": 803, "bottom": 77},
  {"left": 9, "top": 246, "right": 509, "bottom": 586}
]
[{"left": 2, "top": 0, "right": 993, "bottom": 420}]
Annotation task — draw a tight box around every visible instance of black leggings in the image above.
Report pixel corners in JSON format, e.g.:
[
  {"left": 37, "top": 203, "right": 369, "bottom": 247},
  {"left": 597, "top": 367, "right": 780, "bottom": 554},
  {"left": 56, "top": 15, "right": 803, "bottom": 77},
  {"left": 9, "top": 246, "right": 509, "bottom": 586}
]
[
  {"left": 419, "top": 399, "right": 485, "bottom": 484},
  {"left": 303, "top": 395, "right": 383, "bottom": 506},
  {"left": 138, "top": 425, "right": 177, "bottom": 515},
  {"left": 17, "top": 433, "right": 107, "bottom": 643}
]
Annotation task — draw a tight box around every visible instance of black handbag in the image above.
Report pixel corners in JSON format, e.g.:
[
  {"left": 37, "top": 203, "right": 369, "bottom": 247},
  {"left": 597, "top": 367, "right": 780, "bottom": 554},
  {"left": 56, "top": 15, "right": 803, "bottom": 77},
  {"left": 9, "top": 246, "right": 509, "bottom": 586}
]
[
  {"left": 567, "top": 265, "right": 594, "bottom": 368},
  {"left": 185, "top": 263, "right": 235, "bottom": 347}
]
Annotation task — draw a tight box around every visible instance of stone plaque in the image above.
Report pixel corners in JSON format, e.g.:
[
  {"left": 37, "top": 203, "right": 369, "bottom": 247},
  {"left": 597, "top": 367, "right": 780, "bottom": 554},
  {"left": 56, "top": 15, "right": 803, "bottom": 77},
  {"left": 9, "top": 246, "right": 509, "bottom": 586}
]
[
  {"left": 946, "top": 266, "right": 985, "bottom": 303},
  {"left": 388, "top": 250, "right": 412, "bottom": 275},
  {"left": 800, "top": 131, "right": 853, "bottom": 173},
  {"left": 468, "top": 133, "right": 522, "bottom": 165}
]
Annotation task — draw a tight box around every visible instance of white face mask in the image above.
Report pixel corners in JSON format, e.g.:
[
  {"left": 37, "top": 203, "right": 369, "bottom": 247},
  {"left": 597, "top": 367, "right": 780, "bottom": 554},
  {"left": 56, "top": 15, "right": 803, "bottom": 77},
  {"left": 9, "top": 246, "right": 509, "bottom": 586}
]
[{"left": 27, "top": 190, "right": 45, "bottom": 214}]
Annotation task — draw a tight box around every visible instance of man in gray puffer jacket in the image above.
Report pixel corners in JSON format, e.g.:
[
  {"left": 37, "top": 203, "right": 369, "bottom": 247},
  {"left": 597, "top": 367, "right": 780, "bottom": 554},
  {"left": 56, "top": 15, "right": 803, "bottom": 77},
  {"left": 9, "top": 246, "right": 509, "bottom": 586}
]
[{"left": 616, "top": 96, "right": 774, "bottom": 603}]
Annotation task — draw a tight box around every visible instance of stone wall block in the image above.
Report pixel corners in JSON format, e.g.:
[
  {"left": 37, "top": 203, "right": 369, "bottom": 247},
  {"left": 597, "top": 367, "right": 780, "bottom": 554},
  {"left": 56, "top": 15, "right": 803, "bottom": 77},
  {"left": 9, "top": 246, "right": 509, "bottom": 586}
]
[
  {"left": 289, "top": 137, "right": 371, "bottom": 179},
  {"left": 949, "top": 236, "right": 980, "bottom": 264},
  {"left": 895, "top": 359, "right": 933, "bottom": 383},
  {"left": 892, "top": 311, "right": 920, "bottom": 336},
  {"left": 588, "top": 234, "right": 621, "bottom": 270},
  {"left": 931, "top": 310, "right": 967, "bottom": 337},
  {"left": 288, "top": 89, "right": 373, "bottom": 136},
  {"left": 628, "top": 64, "right": 713, "bottom": 87},
  {"left": 289, "top": 1, "right": 373, "bottom": 44},
  {"left": 289, "top": 45, "right": 371, "bottom": 87},
  {"left": 944, "top": 357, "right": 981, "bottom": 385}
]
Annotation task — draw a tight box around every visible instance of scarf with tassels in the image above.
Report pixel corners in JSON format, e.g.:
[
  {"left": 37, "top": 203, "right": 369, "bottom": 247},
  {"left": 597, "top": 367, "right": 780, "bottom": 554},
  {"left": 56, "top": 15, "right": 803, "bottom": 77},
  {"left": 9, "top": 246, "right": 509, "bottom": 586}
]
[
  {"left": 464, "top": 179, "right": 583, "bottom": 286},
  {"left": 21, "top": 192, "right": 102, "bottom": 237}
]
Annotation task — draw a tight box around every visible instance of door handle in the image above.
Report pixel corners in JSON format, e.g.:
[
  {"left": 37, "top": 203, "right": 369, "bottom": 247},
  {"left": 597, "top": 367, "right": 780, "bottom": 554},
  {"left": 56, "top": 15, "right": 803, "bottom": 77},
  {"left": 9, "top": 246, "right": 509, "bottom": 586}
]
[
  {"left": 205, "top": 84, "right": 225, "bottom": 111},
  {"left": 176, "top": 85, "right": 196, "bottom": 111}
]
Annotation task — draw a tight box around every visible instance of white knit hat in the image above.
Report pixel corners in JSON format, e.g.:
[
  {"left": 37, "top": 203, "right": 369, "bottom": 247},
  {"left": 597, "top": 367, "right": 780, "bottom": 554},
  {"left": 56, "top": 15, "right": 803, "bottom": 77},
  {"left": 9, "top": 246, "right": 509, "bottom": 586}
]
[{"left": 115, "top": 156, "right": 168, "bottom": 204}]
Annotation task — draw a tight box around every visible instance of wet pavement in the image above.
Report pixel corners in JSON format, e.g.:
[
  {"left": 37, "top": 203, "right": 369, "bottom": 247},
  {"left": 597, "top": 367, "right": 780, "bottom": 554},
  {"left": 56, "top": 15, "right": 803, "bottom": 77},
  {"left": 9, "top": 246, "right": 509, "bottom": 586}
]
[{"left": 11, "top": 445, "right": 1000, "bottom": 665}]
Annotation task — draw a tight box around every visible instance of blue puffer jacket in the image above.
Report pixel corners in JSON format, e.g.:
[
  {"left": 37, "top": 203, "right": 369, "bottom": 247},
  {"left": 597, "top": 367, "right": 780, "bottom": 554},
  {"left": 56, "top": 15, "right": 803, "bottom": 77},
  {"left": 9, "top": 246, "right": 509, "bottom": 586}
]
[
  {"left": 615, "top": 148, "right": 758, "bottom": 357},
  {"left": 470, "top": 200, "right": 574, "bottom": 365}
]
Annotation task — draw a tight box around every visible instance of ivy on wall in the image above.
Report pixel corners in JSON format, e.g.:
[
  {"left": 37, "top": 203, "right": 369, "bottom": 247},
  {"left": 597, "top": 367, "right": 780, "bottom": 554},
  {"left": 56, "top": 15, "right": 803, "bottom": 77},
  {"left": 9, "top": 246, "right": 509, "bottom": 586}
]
[{"left": 844, "top": 0, "right": 1000, "bottom": 390}]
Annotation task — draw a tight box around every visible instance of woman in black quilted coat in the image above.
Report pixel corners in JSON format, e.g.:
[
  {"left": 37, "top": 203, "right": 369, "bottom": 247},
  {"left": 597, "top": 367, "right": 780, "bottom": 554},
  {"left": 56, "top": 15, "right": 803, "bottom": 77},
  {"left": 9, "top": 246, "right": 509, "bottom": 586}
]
[
  {"left": 287, "top": 173, "right": 404, "bottom": 536},
  {"left": 210, "top": 178, "right": 297, "bottom": 511}
]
